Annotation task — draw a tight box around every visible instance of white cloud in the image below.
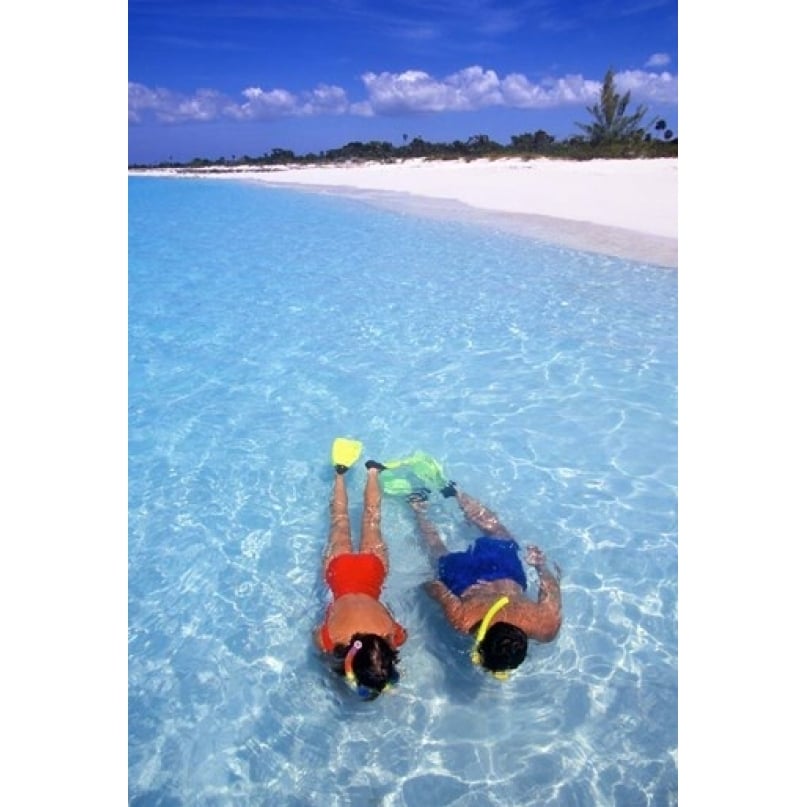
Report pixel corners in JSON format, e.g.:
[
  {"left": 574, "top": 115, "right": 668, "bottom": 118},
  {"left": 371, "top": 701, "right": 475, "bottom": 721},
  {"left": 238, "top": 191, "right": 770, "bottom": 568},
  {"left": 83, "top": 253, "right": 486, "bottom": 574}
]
[
  {"left": 360, "top": 69, "right": 482, "bottom": 113},
  {"left": 172, "top": 89, "right": 230, "bottom": 123},
  {"left": 500, "top": 73, "right": 602, "bottom": 107},
  {"left": 349, "top": 100, "right": 375, "bottom": 117},
  {"left": 225, "top": 87, "right": 298, "bottom": 120},
  {"left": 129, "top": 64, "right": 678, "bottom": 125},
  {"left": 615, "top": 70, "right": 678, "bottom": 103},
  {"left": 298, "top": 84, "right": 351, "bottom": 116},
  {"left": 447, "top": 66, "right": 504, "bottom": 108},
  {"left": 646, "top": 52, "right": 671, "bottom": 68},
  {"left": 361, "top": 67, "right": 610, "bottom": 114},
  {"left": 128, "top": 82, "right": 231, "bottom": 123}
]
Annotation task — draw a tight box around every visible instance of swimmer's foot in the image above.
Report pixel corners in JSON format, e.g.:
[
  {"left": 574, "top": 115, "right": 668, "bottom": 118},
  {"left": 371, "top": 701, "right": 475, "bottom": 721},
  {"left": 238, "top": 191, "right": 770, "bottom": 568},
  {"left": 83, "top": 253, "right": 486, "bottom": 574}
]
[
  {"left": 365, "top": 460, "right": 387, "bottom": 472},
  {"left": 440, "top": 481, "right": 457, "bottom": 498},
  {"left": 335, "top": 464, "right": 349, "bottom": 475},
  {"left": 407, "top": 487, "right": 431, "bottom": 503}
]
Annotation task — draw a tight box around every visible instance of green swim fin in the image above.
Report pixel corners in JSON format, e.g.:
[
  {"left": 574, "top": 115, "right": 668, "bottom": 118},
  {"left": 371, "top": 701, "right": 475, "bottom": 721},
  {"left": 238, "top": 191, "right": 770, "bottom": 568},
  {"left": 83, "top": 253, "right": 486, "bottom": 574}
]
[
  {"left": 380, "top": 450, "right": 447, "bottom": 495},
  {"left": 332, "top": 437, "right": 363, "bottom": 473},
  {"left": 382, "top": 477, "right": 416, "bottom": 496}
]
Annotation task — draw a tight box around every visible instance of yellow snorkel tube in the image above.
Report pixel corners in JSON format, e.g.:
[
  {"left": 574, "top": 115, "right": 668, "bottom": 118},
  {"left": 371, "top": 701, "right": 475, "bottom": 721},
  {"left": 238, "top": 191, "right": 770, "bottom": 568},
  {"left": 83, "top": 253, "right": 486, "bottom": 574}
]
[{"left": 470, "top": 596, "right": 510, "bottom": 680}]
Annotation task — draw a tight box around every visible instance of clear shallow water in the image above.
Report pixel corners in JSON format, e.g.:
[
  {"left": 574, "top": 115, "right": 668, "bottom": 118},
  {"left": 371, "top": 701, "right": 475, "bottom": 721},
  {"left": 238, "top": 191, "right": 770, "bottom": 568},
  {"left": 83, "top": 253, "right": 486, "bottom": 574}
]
[{"left": 129, "top": 177, "right": 677, "bottom": 806}]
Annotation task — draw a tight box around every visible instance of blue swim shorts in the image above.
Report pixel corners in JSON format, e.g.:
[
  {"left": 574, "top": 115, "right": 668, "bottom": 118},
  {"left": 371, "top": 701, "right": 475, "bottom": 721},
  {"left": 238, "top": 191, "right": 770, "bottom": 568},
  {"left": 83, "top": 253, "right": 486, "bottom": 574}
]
[{"left": 437, "top": 536, "right": 528, "bottom": 597}]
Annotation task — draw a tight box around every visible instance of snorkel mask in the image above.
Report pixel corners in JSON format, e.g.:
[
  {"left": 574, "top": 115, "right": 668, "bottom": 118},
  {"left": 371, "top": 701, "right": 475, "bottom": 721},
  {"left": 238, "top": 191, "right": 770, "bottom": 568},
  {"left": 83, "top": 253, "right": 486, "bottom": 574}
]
[
  {"left": 344, "top": 640, "right": 399, "bottom": 700},
  {"left": 470, "top": 596, "right": 511, "bottom": 680}
]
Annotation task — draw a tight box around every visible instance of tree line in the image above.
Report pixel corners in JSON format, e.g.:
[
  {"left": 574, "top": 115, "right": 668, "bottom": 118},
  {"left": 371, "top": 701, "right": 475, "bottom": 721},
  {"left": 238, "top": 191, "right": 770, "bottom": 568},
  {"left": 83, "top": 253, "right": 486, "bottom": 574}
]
[{"left": 130, "top": 68, "right": 676, "bottom": 170}]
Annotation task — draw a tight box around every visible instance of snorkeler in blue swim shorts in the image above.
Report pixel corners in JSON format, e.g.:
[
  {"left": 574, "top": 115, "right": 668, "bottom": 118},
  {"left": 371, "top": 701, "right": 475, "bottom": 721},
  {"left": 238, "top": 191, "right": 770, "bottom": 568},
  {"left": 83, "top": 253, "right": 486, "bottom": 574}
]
[{"left": 407, "top": 480, "right": 562, "bottom": 679}]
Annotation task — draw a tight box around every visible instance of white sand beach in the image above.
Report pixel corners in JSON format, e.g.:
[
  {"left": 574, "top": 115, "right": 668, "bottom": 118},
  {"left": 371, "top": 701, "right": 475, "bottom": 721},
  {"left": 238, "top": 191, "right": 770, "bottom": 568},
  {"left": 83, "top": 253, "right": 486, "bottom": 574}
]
[{"left": 136, "top": 157, "right": 678, "bottom": 267}]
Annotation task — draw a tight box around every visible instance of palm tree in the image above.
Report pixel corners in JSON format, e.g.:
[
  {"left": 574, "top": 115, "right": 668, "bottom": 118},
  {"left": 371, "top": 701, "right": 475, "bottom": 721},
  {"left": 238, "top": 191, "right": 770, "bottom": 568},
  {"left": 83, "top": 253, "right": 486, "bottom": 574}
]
[{"left": 576, "top": 68, "right": 648, "bottom": 145}]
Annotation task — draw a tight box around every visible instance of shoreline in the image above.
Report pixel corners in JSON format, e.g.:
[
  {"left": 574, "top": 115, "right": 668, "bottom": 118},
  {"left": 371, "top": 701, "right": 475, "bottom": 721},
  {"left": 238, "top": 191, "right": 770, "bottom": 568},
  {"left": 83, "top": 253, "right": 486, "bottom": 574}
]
[{"left": 129, "top": 157, "right": 678, "bottom": 268}]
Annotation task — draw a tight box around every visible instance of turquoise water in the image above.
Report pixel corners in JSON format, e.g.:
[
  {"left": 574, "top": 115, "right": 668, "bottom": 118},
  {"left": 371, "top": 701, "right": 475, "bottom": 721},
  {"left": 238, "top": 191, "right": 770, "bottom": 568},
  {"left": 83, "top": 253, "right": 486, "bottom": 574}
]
[{"left": 128, "top": 176, "right": 677, "bottom": 806}]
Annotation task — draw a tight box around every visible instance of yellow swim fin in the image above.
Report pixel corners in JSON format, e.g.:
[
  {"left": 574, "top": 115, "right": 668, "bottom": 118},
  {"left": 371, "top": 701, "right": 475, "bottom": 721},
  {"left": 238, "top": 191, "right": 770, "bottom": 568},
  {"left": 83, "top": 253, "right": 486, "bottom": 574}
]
[{"left": 331, "top": 437, "right": 363, "bottom": 473}]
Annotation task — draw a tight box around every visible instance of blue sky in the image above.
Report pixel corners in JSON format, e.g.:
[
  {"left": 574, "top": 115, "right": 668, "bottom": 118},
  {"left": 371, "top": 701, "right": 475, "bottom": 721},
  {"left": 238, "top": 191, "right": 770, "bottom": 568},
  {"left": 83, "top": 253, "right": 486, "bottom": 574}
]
[{"left": 128, "top": 0, "right": 678, "bottom": 165}]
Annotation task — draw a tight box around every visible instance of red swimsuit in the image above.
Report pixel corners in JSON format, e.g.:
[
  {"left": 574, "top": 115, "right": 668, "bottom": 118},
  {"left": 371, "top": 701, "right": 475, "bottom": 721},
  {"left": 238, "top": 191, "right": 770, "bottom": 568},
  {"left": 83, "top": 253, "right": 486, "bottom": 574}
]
[{"left": 319, "top": 553, "right": 406, "bottom": 651}]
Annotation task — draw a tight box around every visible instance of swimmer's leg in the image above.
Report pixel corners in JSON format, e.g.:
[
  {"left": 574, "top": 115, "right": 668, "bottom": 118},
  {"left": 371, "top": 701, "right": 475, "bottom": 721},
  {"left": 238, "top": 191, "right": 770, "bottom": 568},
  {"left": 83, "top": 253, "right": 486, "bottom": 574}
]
[
  {"left": 359, "top": 462, "right": 389, "bottom": 573},
  {"left": 408, "top": 495, "right": 450, "bottom": 562},
  {"left": 449, "top": 485, "right": 513, "bottom": 539},
  {"left": 323, "top": 469, "right": 352, "bottom": 570}
]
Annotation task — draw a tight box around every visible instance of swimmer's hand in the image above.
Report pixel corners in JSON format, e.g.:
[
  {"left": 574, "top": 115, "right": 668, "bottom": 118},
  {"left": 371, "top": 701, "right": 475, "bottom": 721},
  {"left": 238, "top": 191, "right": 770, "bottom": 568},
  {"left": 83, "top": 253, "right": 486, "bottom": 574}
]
[
  {"left": 526, "top": 545, "right": 562, "bottom": 581},
  {"left": 424, "top": 580, "right": 447, "bottom": 600},
  {"left": 525, "top": 545, "right": 546, "bottom": 569}
]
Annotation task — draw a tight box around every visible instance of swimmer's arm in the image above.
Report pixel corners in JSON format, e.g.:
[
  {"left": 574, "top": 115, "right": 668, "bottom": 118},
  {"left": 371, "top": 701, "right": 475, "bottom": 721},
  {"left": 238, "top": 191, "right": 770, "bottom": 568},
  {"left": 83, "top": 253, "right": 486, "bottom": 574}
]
[
  {"left": 524, "top": 545, "right": 562, "bottom": 642},
  {"left": 312, "top": 626, "right": 325, "bottom": 653},
  {"left": 391, "top": 623, "right": 408, "bottom": 647},
  {"left": 424, "top": 580, "right": 467, "bottom": 631}
]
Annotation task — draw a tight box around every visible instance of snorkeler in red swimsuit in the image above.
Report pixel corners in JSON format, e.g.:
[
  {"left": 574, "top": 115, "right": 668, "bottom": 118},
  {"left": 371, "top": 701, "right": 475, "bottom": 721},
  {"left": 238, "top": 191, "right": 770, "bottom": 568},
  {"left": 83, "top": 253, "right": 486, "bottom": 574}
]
[{"left": 314, "top": 458, "right": 407, "bottom": 699}]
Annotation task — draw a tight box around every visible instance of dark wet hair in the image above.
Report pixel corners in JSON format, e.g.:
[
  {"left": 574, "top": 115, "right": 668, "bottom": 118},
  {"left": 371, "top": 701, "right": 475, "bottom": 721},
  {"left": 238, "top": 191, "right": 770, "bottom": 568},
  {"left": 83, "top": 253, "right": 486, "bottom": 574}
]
[
  {"left": 333, "top": 633, "right": 400, "bottom": 699},
  {"left": 476, "top": 622, "right": 528, "bottom": 673}
]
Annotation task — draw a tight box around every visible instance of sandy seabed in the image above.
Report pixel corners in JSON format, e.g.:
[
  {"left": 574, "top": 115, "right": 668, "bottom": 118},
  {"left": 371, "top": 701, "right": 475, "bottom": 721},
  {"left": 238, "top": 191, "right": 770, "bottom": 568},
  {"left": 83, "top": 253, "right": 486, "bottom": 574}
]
[{"left": 132, "top": 157, "right": 678, "bottom": 268}]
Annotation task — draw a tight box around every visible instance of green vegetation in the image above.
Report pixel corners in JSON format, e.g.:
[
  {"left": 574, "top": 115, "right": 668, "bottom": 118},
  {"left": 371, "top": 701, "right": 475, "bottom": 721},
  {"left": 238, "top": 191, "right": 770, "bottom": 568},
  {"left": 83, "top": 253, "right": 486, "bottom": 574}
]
[
  {"left": 129, "top": 69, "right": 677, "bottom": 170},
  {"left": 576, "top": 67, "right": 647, "bottom": 145},
  {"left": 574, "top": 67, "right": 675, "bottom": 156}
]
